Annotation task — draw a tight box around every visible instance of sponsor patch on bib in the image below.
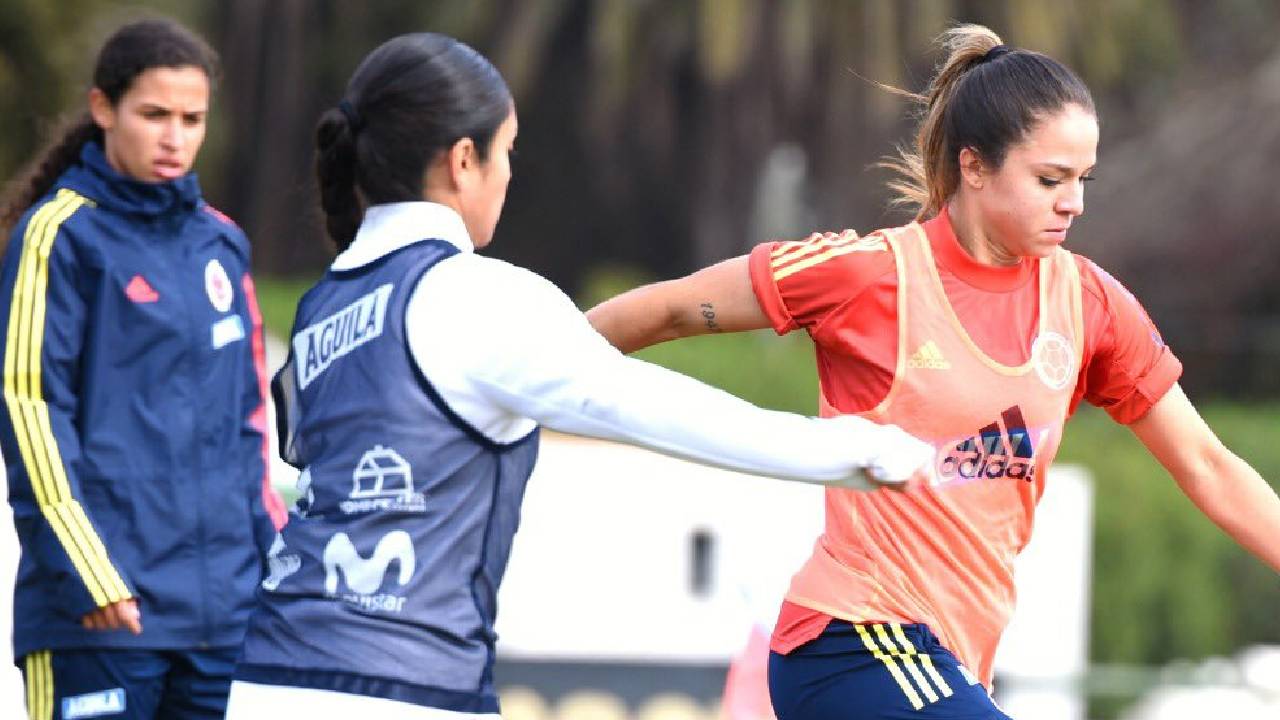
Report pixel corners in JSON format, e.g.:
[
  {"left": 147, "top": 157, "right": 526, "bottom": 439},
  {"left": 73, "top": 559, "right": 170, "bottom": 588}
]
[{"left": 293, "top": 284, "right": 394, "bottom": 389}]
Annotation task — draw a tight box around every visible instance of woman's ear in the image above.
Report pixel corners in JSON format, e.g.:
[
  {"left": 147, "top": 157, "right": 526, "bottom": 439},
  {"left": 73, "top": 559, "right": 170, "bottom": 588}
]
[
  {"left": 958, "top": 147, "right": 986, "bottom": 190},
  {"left": 446, "top": 137, "right": 478, "bottom": 190},
  {"left": 88, "top": 88, "right": 115, "bottom": 131}
]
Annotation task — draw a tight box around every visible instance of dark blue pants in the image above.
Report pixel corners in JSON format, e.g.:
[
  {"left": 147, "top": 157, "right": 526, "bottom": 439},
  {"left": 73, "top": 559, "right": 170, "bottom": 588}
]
[
  {"left": 19, "top": 647, "right": 237, "bottom": 720},
  {"left": 769, "top": 621, "right": 1014, "bottom": 719}
]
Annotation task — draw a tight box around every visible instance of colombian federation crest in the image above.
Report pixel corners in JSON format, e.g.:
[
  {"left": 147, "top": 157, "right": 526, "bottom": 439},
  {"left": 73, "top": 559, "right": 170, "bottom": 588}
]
[
  {"left": 1031, "top": 331, "right": 1074, "bottom": 390},
  {"left": 205, "top": 258, "right": 233, "bottom": 313}
]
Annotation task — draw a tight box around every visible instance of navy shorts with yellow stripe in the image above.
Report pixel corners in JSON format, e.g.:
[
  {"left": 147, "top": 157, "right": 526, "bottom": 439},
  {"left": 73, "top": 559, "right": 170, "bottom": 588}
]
[
  {"left": 768, "top": 620, "right": 1013, "bottom": 719},
  {"left": 19, "top": 647, "right": 237, "bottom": 720}
]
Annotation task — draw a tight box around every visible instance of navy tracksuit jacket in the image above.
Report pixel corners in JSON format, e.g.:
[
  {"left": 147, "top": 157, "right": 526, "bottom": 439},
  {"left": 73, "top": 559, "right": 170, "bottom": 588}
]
[{"left": 0, "top": 141, "right": 284, "bottom": 658}]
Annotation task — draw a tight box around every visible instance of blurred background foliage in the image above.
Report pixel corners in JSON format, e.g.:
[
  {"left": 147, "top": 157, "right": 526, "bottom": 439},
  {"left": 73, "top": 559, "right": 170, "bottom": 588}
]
[
  {"left": 5, "top": 0, "right": 1280, "bottom": 394},
  {"left": 3, "top": 0, "right": 1280, "bottom": 695}
]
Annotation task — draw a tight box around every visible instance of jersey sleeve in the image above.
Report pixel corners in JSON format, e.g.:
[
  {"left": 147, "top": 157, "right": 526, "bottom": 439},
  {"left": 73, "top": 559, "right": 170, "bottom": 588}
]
[
  {"left": 0, "top": 193, "right": 135, "bottom": 617},
  {"left": 748, "top": 230, "right": 894, "bottom": 336},
  {"left": 1075, "top": 255, "right": 1183, "bottom": 424}
]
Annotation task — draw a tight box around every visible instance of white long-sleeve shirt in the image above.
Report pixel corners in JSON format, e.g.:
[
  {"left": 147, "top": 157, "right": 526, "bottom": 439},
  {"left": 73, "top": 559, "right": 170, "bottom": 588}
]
[{"left": 331, "top": 202, "right": 921, "bottom": 486}]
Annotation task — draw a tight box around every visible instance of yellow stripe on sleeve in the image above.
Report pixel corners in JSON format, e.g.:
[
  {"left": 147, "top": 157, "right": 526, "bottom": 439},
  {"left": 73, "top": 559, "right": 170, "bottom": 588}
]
[
  {"left": 28, "top": 191, "right": 130, "bottom": 601},
  {"left": 6, "top": 198, "right": 65, "bottom": 400},
  {"left": 770, "top": 231, "right": 859, "bottom": 264},
  {"left": 26, "top": 201, "right": 131, "bottom": 600},
  {"left": 855, "top": 623, "right": 924, "bottom": 710},
  {"left": 11, "top": 193, "right": 119, "bottom": 604},
  {"left": 890, "top": 622, "right": 953, "bottom": 697},
  {"left": 3, "top": 195, "right": 111, "bottom": 605},
  {"left": 3, "top": 190, "right": 132, "bottom": 607},
  {"left": 772, "top": 237, "right": 887, "bottom": 283}
]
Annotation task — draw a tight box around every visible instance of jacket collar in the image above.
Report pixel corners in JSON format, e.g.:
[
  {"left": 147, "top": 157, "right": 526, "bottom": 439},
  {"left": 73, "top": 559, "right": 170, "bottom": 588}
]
[{"left": 58, "top": 141, "right": 202, "bottom": 219}]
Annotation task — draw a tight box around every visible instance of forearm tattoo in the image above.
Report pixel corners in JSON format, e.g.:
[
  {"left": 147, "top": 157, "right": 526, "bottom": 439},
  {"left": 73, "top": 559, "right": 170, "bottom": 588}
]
[{"left": 699, "top": 302, "right": 722, "bottom": 332}]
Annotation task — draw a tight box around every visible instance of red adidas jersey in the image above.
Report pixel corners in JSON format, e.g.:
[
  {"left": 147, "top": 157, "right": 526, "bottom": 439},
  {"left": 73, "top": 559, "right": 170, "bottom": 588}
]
[
  {"left": 749, "top": 208, "right": 1180, "bottom": 422},
  {"left": 747, "top": 208, "right": 1182, "bottom": 666}
]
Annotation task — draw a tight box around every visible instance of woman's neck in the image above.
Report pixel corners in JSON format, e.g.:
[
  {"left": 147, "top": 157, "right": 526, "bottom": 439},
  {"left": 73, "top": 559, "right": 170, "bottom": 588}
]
[{"left": 945, "top": 198, "right": 1019, "bottom": 267}]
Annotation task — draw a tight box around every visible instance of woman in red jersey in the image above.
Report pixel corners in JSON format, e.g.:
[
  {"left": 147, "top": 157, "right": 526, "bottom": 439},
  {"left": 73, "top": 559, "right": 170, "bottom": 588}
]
[{"left": 588, "top": 24, "right": 1280, "bottom": 720}]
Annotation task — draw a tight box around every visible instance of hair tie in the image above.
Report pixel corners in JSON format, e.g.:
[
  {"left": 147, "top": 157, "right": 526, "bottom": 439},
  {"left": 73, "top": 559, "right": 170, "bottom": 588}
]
[
  {"left": 981, "top": 45, "right": 1011, "bottom": 64},
  {"left": 338, "top": 99, "right": 364, "bottom": 134}
]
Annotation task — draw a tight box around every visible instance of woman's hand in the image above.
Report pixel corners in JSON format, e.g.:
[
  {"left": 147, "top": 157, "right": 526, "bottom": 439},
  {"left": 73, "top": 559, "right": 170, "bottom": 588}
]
[
  {"left": 81, "top": 598, "right": 142, "bottom": 634},
  {"left": 829, "top": 414, "right": 937, "bottom": 491}
]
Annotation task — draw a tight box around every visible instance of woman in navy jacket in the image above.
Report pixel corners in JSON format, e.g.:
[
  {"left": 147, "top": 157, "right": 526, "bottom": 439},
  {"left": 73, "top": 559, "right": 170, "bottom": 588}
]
[{"left": 0, "top": 18, "right": 285, "bottom": 719}]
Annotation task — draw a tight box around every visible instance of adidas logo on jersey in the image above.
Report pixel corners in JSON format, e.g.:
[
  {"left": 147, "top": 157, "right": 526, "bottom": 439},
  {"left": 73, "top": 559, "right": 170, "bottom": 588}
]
[
  {"left": 907, "top": 341, "right": 950, "bottom": 369},
  {"left": 938, "top": 406, "right": 1036, "bottom": 482},
  {"left": 124, "top": 274, "right": 159, "bottom": 303}
]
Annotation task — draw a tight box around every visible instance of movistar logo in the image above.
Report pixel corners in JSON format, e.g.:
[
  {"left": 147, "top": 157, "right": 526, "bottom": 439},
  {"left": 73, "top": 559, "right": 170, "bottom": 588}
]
[
  {"left": 323, "top": 530, "right": 415, "bottom": 595},
  {"left": 293, "top": 283, "right": 393, "bottom": 390},
  {"left": 938, "top": 406, "right": 1037, "bottom": 482}
]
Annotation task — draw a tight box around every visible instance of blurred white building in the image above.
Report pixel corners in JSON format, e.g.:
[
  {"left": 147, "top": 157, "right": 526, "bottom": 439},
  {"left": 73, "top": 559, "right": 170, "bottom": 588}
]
[{"left": 1118, "top": 646, "right": 1280, "bottom": 720}]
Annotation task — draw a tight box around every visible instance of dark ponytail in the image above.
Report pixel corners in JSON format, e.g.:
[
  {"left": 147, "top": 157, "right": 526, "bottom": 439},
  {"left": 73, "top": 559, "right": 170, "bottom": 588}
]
[
  {"left": 315, "top": 106, "right": 363, "bottom": 251},
  {"left": 0, "top": 115, "right": 100, "bottom": 236},
  {"left": 0, "top": 17, "right": 218, "bottom": 238},
  {"left": 317, "top": 33, "right": 512, "bottom": 252}
]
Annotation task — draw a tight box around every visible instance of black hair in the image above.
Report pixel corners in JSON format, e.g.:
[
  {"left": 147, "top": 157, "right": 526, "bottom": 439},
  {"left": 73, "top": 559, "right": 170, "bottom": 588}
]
[
  {"left": 886, "top": 24, "right": 1096, "bottom": 219},
  {"left": 316, "top": 33, "right": 513, "bottom": 251},
  {"left": 0, "top": 18, "right": 219, "bottom": 236}
]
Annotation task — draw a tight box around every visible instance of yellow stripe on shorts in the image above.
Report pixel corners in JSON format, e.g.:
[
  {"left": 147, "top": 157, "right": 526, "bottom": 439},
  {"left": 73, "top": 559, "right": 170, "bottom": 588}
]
[
  {"left": 855, "top": 623, "right": 924, "bottom": 710},
  {"left": 874, "top": 623, "right": 939, "bottom": 704},
  {"left": 890, "top": 622, "right": 953, "bottom": 697},
  {"left": 25, "top": 650, "right": 53, "bottom": 720}
]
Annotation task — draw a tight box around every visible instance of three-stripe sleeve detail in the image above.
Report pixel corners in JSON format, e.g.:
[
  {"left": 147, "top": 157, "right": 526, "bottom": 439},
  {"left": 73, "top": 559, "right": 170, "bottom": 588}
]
[
  {"left": 3, "top": 190, "right": 131, "bottom": 608},
  {"left": 770, "top": 231, "right": 887, "bottom": 282}
]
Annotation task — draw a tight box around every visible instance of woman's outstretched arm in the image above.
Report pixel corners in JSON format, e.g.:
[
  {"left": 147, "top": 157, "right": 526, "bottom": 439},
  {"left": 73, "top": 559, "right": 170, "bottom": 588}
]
[
  {"left": 1129, "top": 383, "right": 1280, "bottom": 573},
  {"left": 586, "top": 255, "right": 769, "bottom": 353}
]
